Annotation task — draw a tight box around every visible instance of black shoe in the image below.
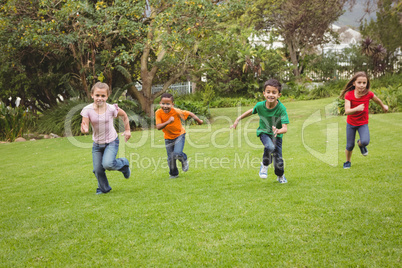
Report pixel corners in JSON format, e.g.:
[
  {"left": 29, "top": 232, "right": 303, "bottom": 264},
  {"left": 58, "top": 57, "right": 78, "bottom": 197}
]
[
  {"left": 357, "top": 140, "right": 368, "bottom": 156},
  {"left": 343, "top": 161, "right": 351, "bottom": 169},
  {"left": 121, "top": 165, "right": 131, "bottom": 179}
]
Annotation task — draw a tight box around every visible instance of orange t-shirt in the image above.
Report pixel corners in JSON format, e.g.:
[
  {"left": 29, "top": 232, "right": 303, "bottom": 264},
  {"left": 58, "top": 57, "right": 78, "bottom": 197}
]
[{"left": 155, "top": 108, "right": 190, "bottom": 139}]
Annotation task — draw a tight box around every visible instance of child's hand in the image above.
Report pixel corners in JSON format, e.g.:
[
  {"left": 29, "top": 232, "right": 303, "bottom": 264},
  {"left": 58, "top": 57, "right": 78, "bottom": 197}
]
[
  {"left": 356, "top": 104, "right": 365, "bottom": 111},
  {"left": 230, "top": 121, "right": 239, "bottom": 129},
  {"left": 198, "top": 119, "right": 203, "bottom": 125},
  {"left": 272, "top": 126, "right": 278, "bottom": 137},
  {"left": 383, "top": 105, "right": 389, "bottom": 113},
  {"left": 81, "top": 121, "right": 89, "bottom": 133},
  {"left": 122, "top": 130, "right": 131, "bottom": 142},
  {"left": 168, "top": 116, "right": 175, "bottom": 124}
]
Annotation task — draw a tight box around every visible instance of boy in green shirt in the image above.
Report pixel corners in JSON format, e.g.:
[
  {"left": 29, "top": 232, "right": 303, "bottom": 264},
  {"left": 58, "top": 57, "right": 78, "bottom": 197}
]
[{"left": 231, "top": 79, "right": 289, "bottom": 183}]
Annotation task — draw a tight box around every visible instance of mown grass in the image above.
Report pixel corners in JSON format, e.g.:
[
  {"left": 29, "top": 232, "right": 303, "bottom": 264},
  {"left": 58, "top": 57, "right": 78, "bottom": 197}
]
[{"left": 0, "top": 98, "right": 400, "bottom": 267}]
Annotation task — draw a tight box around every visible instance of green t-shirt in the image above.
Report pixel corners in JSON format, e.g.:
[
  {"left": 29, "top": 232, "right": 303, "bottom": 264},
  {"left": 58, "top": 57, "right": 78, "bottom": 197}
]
[{"left": 252, "top": 100, "right": 289, "bottom": 138}]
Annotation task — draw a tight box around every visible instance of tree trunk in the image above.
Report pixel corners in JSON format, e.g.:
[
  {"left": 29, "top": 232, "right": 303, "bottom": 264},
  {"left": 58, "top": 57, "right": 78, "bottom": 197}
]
[{"left": 287, "top": 40, "right": 300, "bottom": 77}]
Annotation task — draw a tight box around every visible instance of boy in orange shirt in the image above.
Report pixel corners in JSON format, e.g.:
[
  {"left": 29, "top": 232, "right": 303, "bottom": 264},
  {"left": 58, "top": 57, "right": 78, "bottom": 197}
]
[{"left": 155, "top": 93, "right": 203, "bottom": 178}]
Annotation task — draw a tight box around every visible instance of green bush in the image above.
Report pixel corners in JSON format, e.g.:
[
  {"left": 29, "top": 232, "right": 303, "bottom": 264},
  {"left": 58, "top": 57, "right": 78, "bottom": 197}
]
[
  {"left": 370, "top": 73, "right": 402, "bottom": 89},
  {"left": 35, "top": 100, "right": 86, "bottom": 137},
  {"left": 114, "top": 99, "right": 151, "bottom": 131},
  {"left": 370, "top": 85, "right": 401, "bottom": 113},
  {"left": 209, "top": 97, "right": 256, "bottom": 108},
  {"left": 174, "top": 100, "right": 211, "bottom": 123},
  {"left": 0, "top": 102, "right": 35, "bottom": 142}
]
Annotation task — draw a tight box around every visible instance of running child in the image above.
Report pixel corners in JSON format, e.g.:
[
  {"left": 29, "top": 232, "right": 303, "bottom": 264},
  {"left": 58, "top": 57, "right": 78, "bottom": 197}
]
[
  {"left": 81, "top": 82, "right": 132, "bottom": 194},
  {"left": 230, "top": 79, "right": 289, "bottom": 183},
  {"left": 155, "top": 93, "right": 203, "bottom": 179},
  {"left": 340, "top": 71, "right": 388, "bottom": 169}
]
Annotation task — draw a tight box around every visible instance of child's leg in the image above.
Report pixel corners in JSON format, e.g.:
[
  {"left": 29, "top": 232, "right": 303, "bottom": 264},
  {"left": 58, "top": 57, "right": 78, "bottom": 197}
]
[
  {"left": 272, "top": 137, "right": 284, "bottom": 177},
  {"left": 102, "top": 138, "right": 129, "bottom": 171},
  {"left": 165, "top": 138, "right": 179, "bottom": 176},
  {"left": 92, "top": 143, "right": 112, "bottom": 193},
  {"left": 357, "top": 124, "right": 370, "bottom": 147},
  {"left": 260, "top": 134, "right": 275, "bottom": 166},
  {"left": 172, "top": 134, "right": 187, "bottom": 164},
  {"left": 345, "top": 123, "right": 357, "bottom": 162}
]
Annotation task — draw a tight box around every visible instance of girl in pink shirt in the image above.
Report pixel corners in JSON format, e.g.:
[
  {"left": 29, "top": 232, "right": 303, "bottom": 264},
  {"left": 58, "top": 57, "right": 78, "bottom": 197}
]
[
  {"left": 81, "top": 82, "right": 132, "bottom": 194},
  {"left": 340, "top": 72, "right": 388, "bottom": 169}
]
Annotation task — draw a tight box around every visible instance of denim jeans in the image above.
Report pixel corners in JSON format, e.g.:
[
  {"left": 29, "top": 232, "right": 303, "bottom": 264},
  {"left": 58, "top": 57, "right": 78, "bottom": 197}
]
[
  {"left": 92, "top": 137, "right": 129, "bottom": 193},
  {"left": 346, "top": 123, "right": 370, "bottom": 151},
  {"left": 260, "top": 133, "right": 284, "bottom": 177},
  {"left": 165, "top": 133, "right": 187, "bottom": 176}
]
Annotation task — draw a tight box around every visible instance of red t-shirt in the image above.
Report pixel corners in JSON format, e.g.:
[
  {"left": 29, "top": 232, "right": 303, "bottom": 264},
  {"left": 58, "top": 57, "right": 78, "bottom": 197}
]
[{"left": 345, "top": 90, "right": 374, "bottom": 126}]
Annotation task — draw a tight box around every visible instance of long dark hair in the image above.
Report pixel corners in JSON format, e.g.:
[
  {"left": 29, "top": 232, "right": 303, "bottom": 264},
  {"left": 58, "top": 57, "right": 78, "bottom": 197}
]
[{"left": 340, "top": 71, "right": 370, "bottom": 98}]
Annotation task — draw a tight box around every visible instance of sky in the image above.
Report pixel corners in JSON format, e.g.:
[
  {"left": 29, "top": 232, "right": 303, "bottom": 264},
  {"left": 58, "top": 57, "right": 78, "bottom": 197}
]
[{"left": 336, "top": 0, "right": 377, "bottom": 28}]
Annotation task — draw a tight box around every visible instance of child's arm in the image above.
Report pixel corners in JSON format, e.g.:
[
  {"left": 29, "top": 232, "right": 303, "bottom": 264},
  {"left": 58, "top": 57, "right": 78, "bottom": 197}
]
[
  {"left": 188, "top": 112, "right": 203, "bottom": 125},
  {"left": 272, "top": 124, "right": 287, "bottom": 137},
  {"left": 372, "top": 95, "right": 389, "bottom": 113},
  {"left": 117, "top": 108, "right": 131, "bottom": 142},
  {"left": 230, "top": 108, "right": 253, "bottom": 129},
  {"left": 81, "top": 117, "right": 90, "bottom": 133},
  {"left": 156, "top": 116, "right": 175, "bottom": 130},
  {"left": 344, "top": 99, "right": 365, "bottom": 115}
]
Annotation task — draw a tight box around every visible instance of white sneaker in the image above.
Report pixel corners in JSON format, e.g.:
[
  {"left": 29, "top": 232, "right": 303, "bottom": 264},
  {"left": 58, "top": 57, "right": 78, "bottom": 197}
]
[
  {"left": 259, "top": 163, "right": 268, "bottom": 179},
  {"left": 277, "top": 175, "right": 287, "bottom": 184}
]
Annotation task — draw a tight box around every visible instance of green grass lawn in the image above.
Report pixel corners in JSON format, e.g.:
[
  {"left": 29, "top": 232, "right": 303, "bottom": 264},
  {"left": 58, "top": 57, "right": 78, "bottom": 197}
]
[{"left": 1, "top": 98, "right": 400, "bottom": 267}]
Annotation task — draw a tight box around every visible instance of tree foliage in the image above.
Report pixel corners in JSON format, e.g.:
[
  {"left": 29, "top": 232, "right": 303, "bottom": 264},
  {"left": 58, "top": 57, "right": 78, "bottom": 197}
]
[
  {"left": 251, "top": 0, "right": 350, "bottom": 78},
  {"left": 360, "top": 0, "right": 402, "bottom": 72},
  {"left": 0, "top": 0, "right": 248, "bottom": 115}
]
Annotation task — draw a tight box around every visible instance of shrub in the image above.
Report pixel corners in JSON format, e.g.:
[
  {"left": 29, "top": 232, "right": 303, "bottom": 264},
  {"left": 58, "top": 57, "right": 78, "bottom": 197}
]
[
  {"left": 370, "top": 85, "right": 401, "bottom": 113},
  {"left": 36, "top": 100, "right": 86, "bottom": 136},
  {"left": 114, "top": 99, "right": 151, "bottom": 131},
  {"left": 173, "top": 100, "right": 211, "bottom": 123},
  {"left": 0, "top": 102, "right": 35, "bottom": 142}
]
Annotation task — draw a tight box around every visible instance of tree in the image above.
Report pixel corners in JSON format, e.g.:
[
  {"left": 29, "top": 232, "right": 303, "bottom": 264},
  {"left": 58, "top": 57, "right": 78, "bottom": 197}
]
[
  {"left": 252, "top": 0, "right": 350, "bottom": 78},
  {"left": 0, "top": 0, "right": 248, "bottom": 116},
  {"left": 120, "top": 0, "right": 247, "bottom": 116},
  {"left": 360, "top": 0, "right": 402, "bottom": 72}
]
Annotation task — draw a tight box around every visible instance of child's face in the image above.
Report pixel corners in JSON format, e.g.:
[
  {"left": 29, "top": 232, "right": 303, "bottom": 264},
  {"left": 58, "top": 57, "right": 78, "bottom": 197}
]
[
  {"left": 263, "top": 85, "right": 281, "bottom": 103},
  {"left": 91, "top": 87, "right": 109, "bottom": 108},
  {"left": 353, "top": 76, "right": 368, "bottom": 93},
  {"left": 160, "top": 97, "right": 174, "bottom": 113}
]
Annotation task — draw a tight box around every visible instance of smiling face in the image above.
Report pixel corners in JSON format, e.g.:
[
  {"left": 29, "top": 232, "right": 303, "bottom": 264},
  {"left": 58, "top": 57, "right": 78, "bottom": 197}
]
[
  {"left": 160, "top": 97, "right": 174, "bottom": 113},
  {"left": 353, "top": 76, "right": 368, "bottom": 95},
  {"left": 263, "top": 85, "right": 281, "bottom": 105},
  {"left": 91, "top": 87, "right": 109, "bottom": 108}
]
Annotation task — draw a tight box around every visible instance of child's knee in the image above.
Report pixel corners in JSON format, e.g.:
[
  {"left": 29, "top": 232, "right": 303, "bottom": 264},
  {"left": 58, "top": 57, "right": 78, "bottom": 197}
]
[
  {"left": 359, "top": 139, "right": 369, "bottom": 147},
  {"left": 264, "top": 143, "right": 275, "bottom": 153},
  {"left": 346, "top": 145, "right": 354, "bottom": 151},
  {"left": 102, "top": 161, "right": 114, "bottom": 170}
]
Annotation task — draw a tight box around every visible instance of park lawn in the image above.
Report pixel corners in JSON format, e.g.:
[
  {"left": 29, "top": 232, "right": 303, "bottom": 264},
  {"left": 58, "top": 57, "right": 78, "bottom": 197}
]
[{"left": 0, "top": 98, "right": 400, "bottom": 267}]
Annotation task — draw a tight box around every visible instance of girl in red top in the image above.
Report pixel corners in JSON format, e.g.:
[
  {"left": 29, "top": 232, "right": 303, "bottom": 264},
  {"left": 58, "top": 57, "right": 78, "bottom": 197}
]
[{"left": 340, "top": 71, "right": 388, "bottom": 169}]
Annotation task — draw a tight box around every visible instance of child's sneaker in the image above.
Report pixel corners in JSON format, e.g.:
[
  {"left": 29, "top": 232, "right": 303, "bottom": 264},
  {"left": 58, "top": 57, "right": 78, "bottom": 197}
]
[
  {"left": 343, "top": 161, "right": 351, "bottom": 169},
  {"left": 169, "top": 175, "right": 179, "bottom": 179},
  {"left": 357, "top": 140, "right": 368, "bottom": 156},
  {"left": 259, "top": 163, "right": 268, "bottom": 179},
  {"left": 182, "top": 160, "right": 189, "bottom": 172},
  {"left": 121, "top": 165, "right": 131, "bottom": 179},
  {"left": 277, "top": 175, "right": 287, "bottom": 184}
]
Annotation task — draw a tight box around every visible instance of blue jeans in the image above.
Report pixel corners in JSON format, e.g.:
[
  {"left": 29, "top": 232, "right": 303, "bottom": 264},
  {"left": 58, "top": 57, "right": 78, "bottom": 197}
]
[
  {"left": 346, "top": 123, "right": 370, "bottom": 151},
  {"left": 165, "top": 134, "right": 187, "bottom": 176},
  {"left": 92, "top": 137, "right": 129, "bottom": 193},
  {"left": 260, "top": 133, "right": 284, "bottom": 176}
]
